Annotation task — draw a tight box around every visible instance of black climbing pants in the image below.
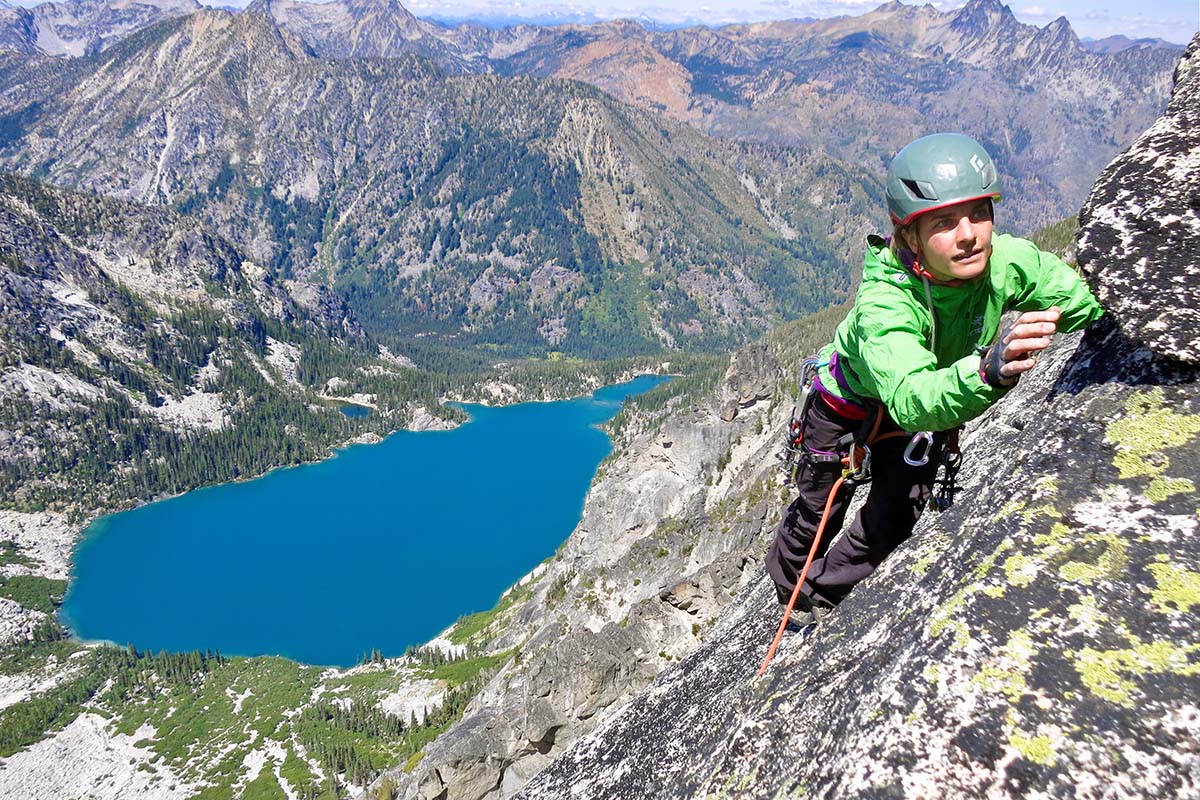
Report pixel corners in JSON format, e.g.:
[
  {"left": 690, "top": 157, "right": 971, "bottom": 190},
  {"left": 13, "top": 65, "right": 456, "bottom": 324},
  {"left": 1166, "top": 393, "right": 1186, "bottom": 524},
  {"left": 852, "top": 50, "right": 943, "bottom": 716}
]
[{"left": 766, "top": 395, "right": 943, "bottom": 607}]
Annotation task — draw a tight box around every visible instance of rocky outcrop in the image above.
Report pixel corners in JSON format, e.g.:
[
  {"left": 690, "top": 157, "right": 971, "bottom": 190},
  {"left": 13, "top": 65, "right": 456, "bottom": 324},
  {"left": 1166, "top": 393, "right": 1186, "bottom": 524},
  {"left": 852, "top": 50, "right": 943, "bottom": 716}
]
[
  {"left": 1077, "top": 36, "right": 1200, "bottom": 364},
  {"left": 717, "top": 342, "right": 780, "bottom": 421},
  {"left": 511, "top": 34, "right": 1200, "bottom": 800}
]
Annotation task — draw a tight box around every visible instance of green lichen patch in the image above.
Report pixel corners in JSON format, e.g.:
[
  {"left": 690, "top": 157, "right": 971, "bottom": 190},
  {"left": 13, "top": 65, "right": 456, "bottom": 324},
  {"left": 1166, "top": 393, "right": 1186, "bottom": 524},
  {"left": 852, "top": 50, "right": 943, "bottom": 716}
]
[
  {"left": 1009, "top": 731, "right": 1057, "bottom": 766},
  {"left": 1003, "top": 553, "right": 1038, "bottom": 588},
  {"left": 1147, "top": 561, "right": 1200, "bottom": 613},
  {"left": 1020, "top": 503, "right": 1063, "bottom": 526},
  {"left": 1058, "top": 534, "right": 1129, "bottom": 585},
  {"left": 1066, "top": 595, "right": 1107, "bottom": 630},
  {"left": 1104, "top": 388, "right": 1200, "bottom": 485},
  {"left": 909, "top": 552, "right": 937, "bottom": 577},
  {"left": 1074, "top": 639, "right": 1200, "bottom": 706},
  {"left": 972, "top": 629, "right": 1034, "bottom": 703},
  {"left": 1146, "top": 476, "right": 1196, "bottom": 503}
]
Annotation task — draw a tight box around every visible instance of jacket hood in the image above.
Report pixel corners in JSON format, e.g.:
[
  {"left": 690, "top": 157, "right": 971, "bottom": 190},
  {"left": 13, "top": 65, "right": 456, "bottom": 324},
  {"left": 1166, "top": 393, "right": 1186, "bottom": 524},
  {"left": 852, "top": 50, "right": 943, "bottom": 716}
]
[{"left": 863, "top": 234, "right": 922, "bottom": 296}]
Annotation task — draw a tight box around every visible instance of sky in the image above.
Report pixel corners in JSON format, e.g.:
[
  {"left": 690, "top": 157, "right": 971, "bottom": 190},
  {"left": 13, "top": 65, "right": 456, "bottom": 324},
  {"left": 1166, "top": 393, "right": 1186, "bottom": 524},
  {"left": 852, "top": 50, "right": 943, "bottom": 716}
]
[
  {"left": 380, "top": 0, "right": 1200, "bottom": 44},
  {"left": 7, "top": 0, "right": 1195, "bottom": 44}
]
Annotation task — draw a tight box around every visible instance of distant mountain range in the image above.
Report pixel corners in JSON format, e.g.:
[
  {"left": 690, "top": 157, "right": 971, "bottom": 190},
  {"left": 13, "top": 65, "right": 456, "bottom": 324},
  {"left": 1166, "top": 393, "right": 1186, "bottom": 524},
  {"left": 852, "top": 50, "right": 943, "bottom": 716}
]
[
  {"left": 0, "top": 0, "right": 1180, "bottom": 234},
  {"left": 1081, "top": 34, "right": 1185, "bottom": 54},
  {"left": 0, "top": 0, "right": 1184, "bottom": 357},
  {"left": 0, "top": 8, "right": 873, "bottom": 356}
]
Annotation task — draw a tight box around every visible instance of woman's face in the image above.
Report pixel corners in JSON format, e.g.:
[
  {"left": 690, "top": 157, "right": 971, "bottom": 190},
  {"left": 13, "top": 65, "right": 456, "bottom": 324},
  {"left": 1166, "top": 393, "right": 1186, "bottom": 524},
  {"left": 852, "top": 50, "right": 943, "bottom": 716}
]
[{"left": 912, "top": 198, "right": 994, "bottom": 282}]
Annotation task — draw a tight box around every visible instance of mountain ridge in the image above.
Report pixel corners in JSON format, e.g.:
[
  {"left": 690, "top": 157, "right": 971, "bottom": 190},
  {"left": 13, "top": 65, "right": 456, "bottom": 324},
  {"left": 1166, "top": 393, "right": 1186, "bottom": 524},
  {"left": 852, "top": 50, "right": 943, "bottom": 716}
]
[
  {"left": 0, "top": 8, "right": 880, "bottom": 356},
  {"left": 0, "top": 0, "right": 1180, "bottom": 235}
]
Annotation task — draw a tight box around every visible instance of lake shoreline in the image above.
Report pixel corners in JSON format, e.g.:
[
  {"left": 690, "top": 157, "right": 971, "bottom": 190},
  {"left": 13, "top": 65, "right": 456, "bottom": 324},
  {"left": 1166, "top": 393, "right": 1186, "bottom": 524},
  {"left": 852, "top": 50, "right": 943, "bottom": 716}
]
[
  {"left": 32, "top": 374, "right": 665, "bottom": 666},
  {"left": 0, "top": 372, "right": 668, "bottom": 656}
]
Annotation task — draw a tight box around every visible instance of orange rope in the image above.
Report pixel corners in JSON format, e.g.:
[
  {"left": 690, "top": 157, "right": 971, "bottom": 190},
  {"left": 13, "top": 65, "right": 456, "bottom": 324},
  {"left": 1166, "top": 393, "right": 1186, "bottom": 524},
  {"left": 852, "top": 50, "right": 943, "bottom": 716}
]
[
  {"left": 758, "top": 472, "right": 845, "bottom": 676},
  {"left": 757, "top": 422, "right": 910, "bottom": 677}
]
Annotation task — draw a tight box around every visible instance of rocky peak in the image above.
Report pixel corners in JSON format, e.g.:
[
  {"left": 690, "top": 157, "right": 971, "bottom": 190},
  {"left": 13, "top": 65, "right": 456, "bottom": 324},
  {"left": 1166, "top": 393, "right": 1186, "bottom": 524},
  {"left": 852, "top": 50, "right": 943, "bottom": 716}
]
[
  {"left": 1083, "top": 35, "right": 1185, "bottom": 55},
  {"left": 943, "top": 0, "right": 1031, "bottom": 56},
  {"left": 0, "top": 5, "right": 38, "bottom": 55},
  {"left": 1021, "top": 14, "right": 1082, "bottom": 69},
  {"left": 1037, "top": 15, "right": 1077, "bottom": 45},
  {"left": 254, "top": 0, "right": 476, "bottom": 69},
  {"left": 950, "top": 0, "right": 1016, "bottom": 29},
  {"left": 341, "top": 0, "right": 423, "bottom": 33},
  {"left": 592, "top": 18, "right": 647, "bottom": 38},
  {"left": 107, "top": 8, "right": 312, "bottom": 73}
]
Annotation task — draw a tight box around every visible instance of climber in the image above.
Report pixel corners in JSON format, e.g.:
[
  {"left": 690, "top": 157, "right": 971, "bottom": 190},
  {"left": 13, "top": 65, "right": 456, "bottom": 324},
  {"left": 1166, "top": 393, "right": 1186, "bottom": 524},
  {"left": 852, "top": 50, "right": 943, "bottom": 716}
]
[{"left": 766, "top": 133, "right": 1104, "bottom": 627}]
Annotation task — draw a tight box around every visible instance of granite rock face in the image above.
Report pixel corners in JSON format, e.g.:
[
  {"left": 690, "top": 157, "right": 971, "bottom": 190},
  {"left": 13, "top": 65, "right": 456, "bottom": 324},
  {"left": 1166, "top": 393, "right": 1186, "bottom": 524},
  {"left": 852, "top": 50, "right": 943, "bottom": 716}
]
[
  {"left": 1078, "top": 35, "right": 1200, "bottom": 365},
  {"left": 512, "top": 34, "right": 1200, "bottom": 800},
  {"left": 718, "top": 342, "right": 780, "bottom": 422}
]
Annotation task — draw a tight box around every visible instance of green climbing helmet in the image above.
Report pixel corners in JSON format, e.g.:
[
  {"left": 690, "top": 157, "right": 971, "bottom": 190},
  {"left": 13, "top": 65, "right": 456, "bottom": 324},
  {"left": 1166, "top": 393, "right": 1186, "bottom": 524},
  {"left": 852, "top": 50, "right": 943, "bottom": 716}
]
[{"left": 885, "top": 133, "right": 1002, "bottom": 226}]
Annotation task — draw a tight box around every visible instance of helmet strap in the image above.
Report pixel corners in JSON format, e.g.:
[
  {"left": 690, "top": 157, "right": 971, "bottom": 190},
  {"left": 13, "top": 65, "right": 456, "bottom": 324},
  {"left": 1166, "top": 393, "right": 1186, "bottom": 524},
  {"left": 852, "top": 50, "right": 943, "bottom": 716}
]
[{"left": 909, "top": 242, "right": 937, "bottom": 282}]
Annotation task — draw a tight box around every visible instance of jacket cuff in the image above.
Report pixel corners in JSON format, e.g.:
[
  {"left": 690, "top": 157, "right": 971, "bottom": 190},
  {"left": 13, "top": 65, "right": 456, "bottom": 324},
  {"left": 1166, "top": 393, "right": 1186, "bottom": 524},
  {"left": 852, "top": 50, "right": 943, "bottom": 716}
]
[{"left": 964, "top": 354, "right": 1012, "bottom": 399}]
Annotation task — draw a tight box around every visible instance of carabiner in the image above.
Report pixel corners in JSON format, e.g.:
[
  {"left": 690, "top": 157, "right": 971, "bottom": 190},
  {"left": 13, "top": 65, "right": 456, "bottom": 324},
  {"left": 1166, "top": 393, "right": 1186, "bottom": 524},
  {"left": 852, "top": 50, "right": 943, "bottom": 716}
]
[
  {"left": 843, "top": 445, "right": 872, "bottom": 481},
  {"left": 903, "top": 431, "right": 934, "bottom": 467}
]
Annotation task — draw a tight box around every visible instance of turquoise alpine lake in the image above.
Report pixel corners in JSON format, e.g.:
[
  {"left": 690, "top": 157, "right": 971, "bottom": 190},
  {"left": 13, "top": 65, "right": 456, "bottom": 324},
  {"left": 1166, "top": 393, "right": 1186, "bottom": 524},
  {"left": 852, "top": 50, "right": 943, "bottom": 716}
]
[{"left": 63, "top": 375, "right": 669, "bottom": 667}]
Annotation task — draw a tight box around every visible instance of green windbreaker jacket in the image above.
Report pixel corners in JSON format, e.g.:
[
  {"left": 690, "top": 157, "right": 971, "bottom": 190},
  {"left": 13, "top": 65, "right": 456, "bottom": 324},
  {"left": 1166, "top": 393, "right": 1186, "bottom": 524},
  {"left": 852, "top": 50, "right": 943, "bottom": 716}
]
[{"left": 817, "top": 233, "right": 1104, "bottom": 433}]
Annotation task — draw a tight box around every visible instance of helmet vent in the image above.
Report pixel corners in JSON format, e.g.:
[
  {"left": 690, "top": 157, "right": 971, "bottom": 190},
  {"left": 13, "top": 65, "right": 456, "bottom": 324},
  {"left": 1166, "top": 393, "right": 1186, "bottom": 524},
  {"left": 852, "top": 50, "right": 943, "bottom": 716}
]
[
  {"left": 901, "top": 178, "right": 939, "bottom": 201},
  {"left": 981, "top": 162, "right": 997, "bottom": 189}
]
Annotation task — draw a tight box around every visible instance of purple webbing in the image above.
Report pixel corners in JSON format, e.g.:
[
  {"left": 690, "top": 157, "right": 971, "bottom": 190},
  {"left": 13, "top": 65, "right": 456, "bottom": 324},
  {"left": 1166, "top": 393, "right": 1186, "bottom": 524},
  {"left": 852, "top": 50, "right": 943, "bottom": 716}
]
[{"left": 826, "top": 352, "right": 858, "bottom": 400}]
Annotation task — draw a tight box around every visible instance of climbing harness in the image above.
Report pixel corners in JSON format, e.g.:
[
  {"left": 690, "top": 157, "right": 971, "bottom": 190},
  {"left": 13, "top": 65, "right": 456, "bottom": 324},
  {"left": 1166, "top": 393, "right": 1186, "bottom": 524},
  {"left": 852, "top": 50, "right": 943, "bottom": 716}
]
[
  {"left": 779, "top": 356, "right": 924, "bottom": 487},
  {"left": 761, "top": 361, "right": 966, "bottom": 676}
]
